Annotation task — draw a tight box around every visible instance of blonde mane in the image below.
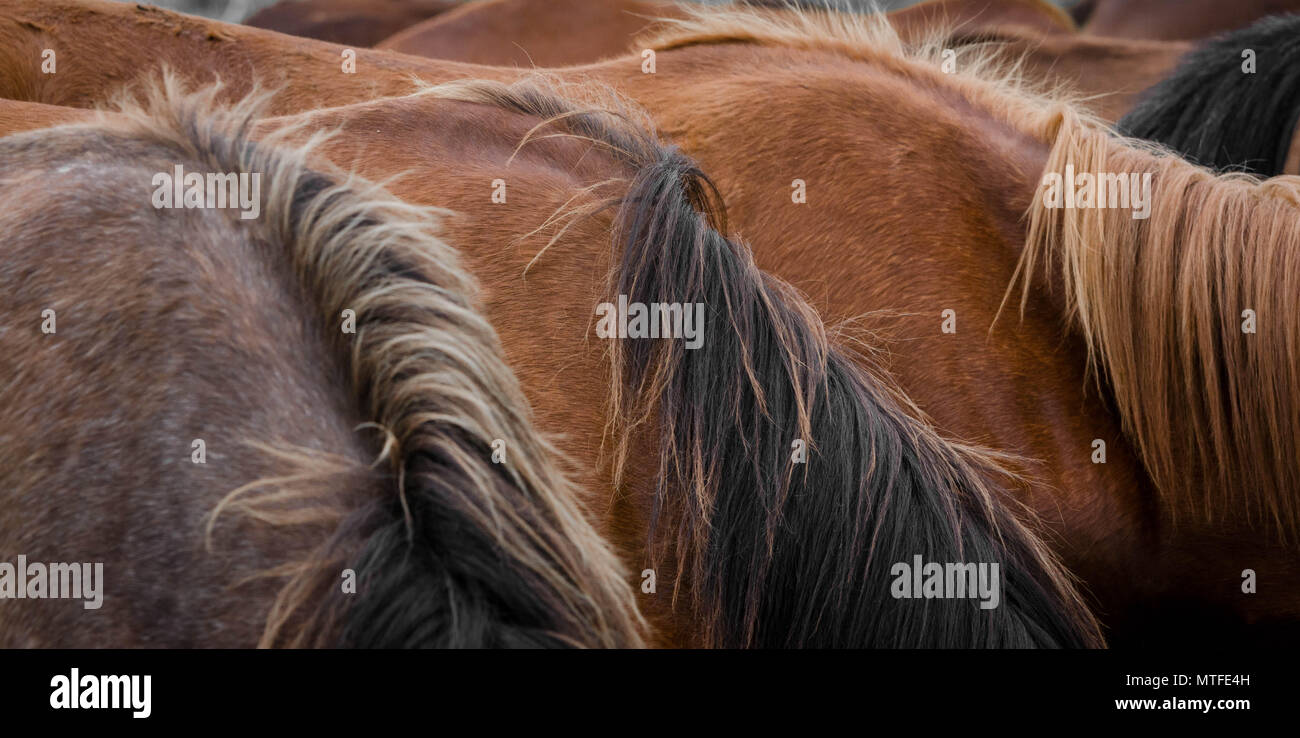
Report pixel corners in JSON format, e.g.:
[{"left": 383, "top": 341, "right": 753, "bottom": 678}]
[
  {"left": 651, "top": 3, "right": 1300, "bottom": 535},
  {"left": 89, "top": 74, "right": 647, "bottom": 647},
  {"left": 1019, "top": 118, "right": 1300, "bottom": 536}
]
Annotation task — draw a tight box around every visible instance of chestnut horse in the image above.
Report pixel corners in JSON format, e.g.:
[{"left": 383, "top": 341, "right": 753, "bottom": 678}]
[
  {"left": 244, "top": 0, "right": 458, "bottom": 47},
  {"left": 6, "top": 0, "right": 1300, "bottom": 646},
  {"left": 1119, "top": 14, "right": 1300, "bottom": 177},
  {"left": 0, "top": 82, "right": 1105, "bottom": 647},
  {"left": 0, "top": 86, "right": 644, "bottom": 647}
]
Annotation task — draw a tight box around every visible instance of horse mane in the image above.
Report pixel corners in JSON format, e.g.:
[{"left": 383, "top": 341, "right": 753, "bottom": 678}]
[
  {"left": 1118, "top": 14, "right": 1300, "bottom": 176},
  {"left": 650, "top": 1, "right": 923, "bottom": 59},
  {"left": 737, "top": 0, "right": 886, "bottom": 13},
  {"left": 1013, "top": 110, "right": 1300, "bottom": 537},
  {"left": 95, "top": 75, "right": 646, "bottom": 647},
  {"left": 425, "top": 76, "right": 1105, "bottom": 647},
  {"left": 651, "top": 2, "right": 1300, "bottom": 539},
  {"left": 737, "top": 0, "right": 1079, "bottom": 33}
]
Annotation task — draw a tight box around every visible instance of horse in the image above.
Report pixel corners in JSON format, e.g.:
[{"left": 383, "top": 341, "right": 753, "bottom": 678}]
[
  {"left": 0, "top": 83, "right": 645, "bottom": 647},
  {"left": 0, "top": 7, "right": 1110, "bottom": 648},
  {"left": 7, "top": 0, "right": 1300, "bottom": 646},
  {"left": 365, "top": 0, "right": 1183, "bottom": 126},
  {"left": 0, "top": 0, "right": 1172, "bottom": 123},
  {"left": 1118, "top": 14, "right": 1300, "bottom": 177},
  {"left": 0, "top": 81, "right": 1107, "bottom": 648},
  {"left": 1073, "top": 0, "right": 1300, "bottom": 40},
  {"left": 244, "top": 0, "right": 459, "bottom": 47},
  {"left": 622, "top": 6, "right": 1300, "bottom": 646}
]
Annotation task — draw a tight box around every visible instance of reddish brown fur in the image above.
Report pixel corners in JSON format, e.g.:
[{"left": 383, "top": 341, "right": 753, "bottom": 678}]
[
  {"left": 378, "top": 0, "right": 684, "bottom": 67},
  {"left": 965, "top": 30, "right": 1192, "bottom": 122},
  {"left": 1079, "top": 0, "right": 1300, "bottom": 41},
  {"left": 0, "top": 0, "right": 459, "bottom": 113},
  {"left": 4, "top": 0, "right": 1300, "bottom": 646},
  {"left": 375, "top": 0, "right": 1075, "bottom": 70},
  {"left": 244, "top": 0, "right": 459, "bottom": 47},
  {"left": 0, "top": 98, "right": 89, "bottom": 132},
  {"left": 370, "top": 0, "right": 1185, "bottom": 125},
  {"left": 887, "top": 0, "right": 1076, "bottom": 39},
  {"left": 0, "top": 0, "right": 1183, "bottom": 125}
]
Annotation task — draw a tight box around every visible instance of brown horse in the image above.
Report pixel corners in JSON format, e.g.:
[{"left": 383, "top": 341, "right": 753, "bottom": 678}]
[
  {"left": 271, "top": 76, "right": 1116, "bottom": 647},
  {"left": 0, "top": 0, "right": 1175, "bottom": 123},
  {"left": 364, "top": 6, "right": 1300, "bottom": 646},
  {"left": 244, "top": 0, "right": 459, "bottom": 47},
  {"left": 0, "top": 83, "right": 644, "bottom": 647},
  {"left": 6, "top": 0, "right": 1300, "bottom": 646},
  {"left": 0, "top": 82, "right": 1105, "bottom": 647},
  {"left": 1074, "top": 0, "right": 1300, "bottom": 40},
  {"left": 624, "top": 8, "right": 1300, "bottom": 645}
]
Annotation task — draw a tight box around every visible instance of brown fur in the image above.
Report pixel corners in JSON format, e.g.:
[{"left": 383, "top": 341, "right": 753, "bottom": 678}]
[
  {"left": 945, "top": 26, "right": 1192, "bottom": 122},
  {"left": 244, "top": 0, "right": 459, "bottom": 47},
  {"left": 0, "top": 0, "right": 463, "bottom": 114},
  {"left": 0, "top": 79, "right": 645, "bottom": 647},
  {"left": 7, "top": 0, "right": 1300, "bottom": 645},
  {"left": 375, "top": 0, "right": 1072, "bottom": 68},
  {"left": 886, "top": 0, "right": 1076, "bottom": 39},
  {"left": 377, "top": 0, "right": 684, "bottom": 67},
  {"left": 260, "top": 75, "right": 1104, "bottom": 646},
  {"left": 1079, "top": 0, "right": 1300, "bottom": 41}
]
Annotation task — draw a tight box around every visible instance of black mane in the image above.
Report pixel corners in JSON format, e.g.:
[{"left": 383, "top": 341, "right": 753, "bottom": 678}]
[{"left": 1119, "top": 14, "right": 1300, "bottom": 176}]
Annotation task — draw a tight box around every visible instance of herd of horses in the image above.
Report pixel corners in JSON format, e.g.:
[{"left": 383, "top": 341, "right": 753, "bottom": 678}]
[{"left": 0, "top": 0, "right": 1298, "bottom": 648}]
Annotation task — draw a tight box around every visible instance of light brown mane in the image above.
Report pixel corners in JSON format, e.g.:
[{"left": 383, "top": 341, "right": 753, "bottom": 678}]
[
  {"left": 1016, "top": 119, "right": 1300, "bottom": 537},
  {"left": 645, "top": 3, "right": 1300, "bottom": 536}
]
